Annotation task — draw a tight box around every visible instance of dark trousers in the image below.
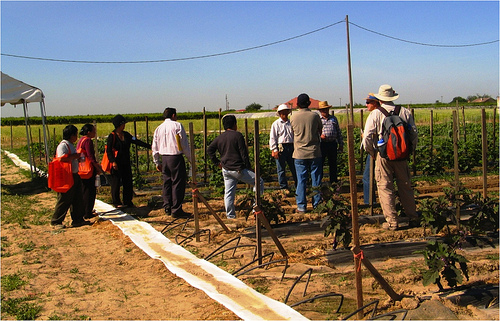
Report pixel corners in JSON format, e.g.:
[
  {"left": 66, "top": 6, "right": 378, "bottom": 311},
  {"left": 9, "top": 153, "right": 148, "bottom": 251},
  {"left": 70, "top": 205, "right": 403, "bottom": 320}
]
[
  {"left": 110, "top": 161, "right": 134, "bottom": 206},
  {"left": 51, "top": 174, "right": 85, "bottom": 225},
  {"left": 81, "top": 175, "right": 97, "bottom": 218},
  {"left": 161, "top": 155, "right": 187, "bottom": 215},
  {"left": 320, "top": 141, "right": 338, "bottom": 183}
]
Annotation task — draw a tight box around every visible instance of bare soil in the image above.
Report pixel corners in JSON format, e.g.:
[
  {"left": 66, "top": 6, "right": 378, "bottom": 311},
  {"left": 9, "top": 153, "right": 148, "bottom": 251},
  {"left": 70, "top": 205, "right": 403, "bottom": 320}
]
[{"left": 1, "top": 157, "right": 498, "bottom": 320}]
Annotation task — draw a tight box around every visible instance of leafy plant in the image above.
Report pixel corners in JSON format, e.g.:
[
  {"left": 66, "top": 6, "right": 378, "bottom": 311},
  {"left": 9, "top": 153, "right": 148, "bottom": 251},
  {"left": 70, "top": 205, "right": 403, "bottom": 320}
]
[
  {"left": 316, "top": 183, "right": 352, "bottom": 250},
  {"left": 415, "top": 235, "right": 469, "bottom": 291},
  {"left": 238, "top": 189, "right": 288, "bottom": 225},
  {"left": 419, "top": 196, "right": 455, "bottom": 235}
]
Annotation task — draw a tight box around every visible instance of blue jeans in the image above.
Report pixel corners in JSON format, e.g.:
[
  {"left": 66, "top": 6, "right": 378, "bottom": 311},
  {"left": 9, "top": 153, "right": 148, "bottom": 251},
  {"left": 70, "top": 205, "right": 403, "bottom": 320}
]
[
  {"left": 276, "top": 144, "right": 297, "bottom": 189},
  {"left": 294, "top": 158, "right": 322, "bottom": 212},
  {"left": 222, "top": 168, "right": 264, "bottom": 218}
]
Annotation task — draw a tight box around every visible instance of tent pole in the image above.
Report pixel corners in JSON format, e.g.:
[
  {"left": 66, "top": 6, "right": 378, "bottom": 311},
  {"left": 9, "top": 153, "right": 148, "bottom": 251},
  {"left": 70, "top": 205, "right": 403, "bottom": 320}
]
[
  {"left": 40, "top": 99, "right": 50, "bottom": 165},
  {"left": 23, "top": 100, "right": 35, "bottom": 178}
]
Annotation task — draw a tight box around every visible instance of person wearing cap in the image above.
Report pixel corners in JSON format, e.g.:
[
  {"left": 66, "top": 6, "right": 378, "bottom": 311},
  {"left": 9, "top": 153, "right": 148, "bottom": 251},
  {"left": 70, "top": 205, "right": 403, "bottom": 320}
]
[
  {"left": 362, "top": 94, "right": 380, "bottom": 205},
  {"left": 106, "top": 114, "right": 151, "bottom": 208},
  {"left": 361, "top": 85, "right": 419, "bottom": 230},
  {"left": 269, "top": 104, "right": 297, "bottom": 193},
  {"left": 318, "top": 101, "right": 344, "bottom": 184},
  {"left": 152, "top": 107, "right": 192, "bottom": 218},
  {"left": 207, "top": 114, "right": 264, "bottom": 219},
  {"left": 290, "top": 93, "right": 323, "bottom": 213}
]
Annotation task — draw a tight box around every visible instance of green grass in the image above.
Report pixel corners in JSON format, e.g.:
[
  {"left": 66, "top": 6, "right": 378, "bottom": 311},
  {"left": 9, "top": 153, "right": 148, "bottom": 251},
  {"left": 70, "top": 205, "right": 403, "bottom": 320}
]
[
  {"left": 2, "top": 273, "right": 29, "bottom": 291},
  {"left": 1, "top": 296, "right": 43, "bottom": 320}
]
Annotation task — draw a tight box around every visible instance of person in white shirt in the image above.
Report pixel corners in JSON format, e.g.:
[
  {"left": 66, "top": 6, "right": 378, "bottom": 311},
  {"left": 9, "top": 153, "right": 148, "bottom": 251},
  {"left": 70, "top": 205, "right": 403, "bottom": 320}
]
[
  {"left": 269, "top": 104, "right": 297, "bottom": 192},
  {"left": 152, "top": 108, "right": 192, "bottom": 218}
]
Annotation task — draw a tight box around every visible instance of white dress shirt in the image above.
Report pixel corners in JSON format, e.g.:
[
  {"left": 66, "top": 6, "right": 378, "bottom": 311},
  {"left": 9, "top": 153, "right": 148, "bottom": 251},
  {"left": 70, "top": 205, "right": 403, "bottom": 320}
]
[{"left": 152, "top": 119, "right": 191, "bottom": 164}]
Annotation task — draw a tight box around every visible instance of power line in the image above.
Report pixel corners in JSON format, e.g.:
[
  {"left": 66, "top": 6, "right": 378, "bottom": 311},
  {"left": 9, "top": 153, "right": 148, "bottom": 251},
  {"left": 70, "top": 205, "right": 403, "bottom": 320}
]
[
  {"left": 1, "top": 20, "right": 345, "bottom": 64},
  {"left": 349, "top": 21, "right": 499, "bottom": 47},
  {"left": 1, "top": 19, "right": 498, "bottom": 64}
]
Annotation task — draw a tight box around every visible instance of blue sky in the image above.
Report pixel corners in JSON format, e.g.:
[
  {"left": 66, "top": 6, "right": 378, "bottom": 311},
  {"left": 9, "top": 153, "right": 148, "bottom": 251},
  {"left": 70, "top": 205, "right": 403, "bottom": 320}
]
[{"left": 1, "top": 1, "right": 498, "bottom": 117}]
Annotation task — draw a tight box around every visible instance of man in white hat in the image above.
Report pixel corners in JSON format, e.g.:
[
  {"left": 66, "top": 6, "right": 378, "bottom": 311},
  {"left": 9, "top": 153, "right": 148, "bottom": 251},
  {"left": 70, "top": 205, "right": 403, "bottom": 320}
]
[
  {"left": 318, "top": 101, "right": 344, "bottom": 183},
  {"left": 269, "top": 104, "right": 297, "bottom": 193},
  {"left": 361, "top": 85, "right": 419, "bottom": 230}
]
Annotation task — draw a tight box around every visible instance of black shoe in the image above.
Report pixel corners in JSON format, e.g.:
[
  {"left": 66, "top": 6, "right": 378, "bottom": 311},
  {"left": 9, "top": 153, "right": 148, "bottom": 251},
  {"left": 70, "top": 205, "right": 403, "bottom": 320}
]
[
  {"left": 408, "top": 220, "right": 420, "bottom": 228},
  {"left": 71, "top": 220, "right": 92, "bottom": 228},
  {"left": 164, "top": 207, "right": 172, "bottom": 216},
  {"left": 124, "top": 202, "right": 135, "bottom": 208},
  {"left": 172, "top": 210, "right": 192, "bottom": 219},
  {"left": 84, "top": 212, "right": 98, "bottom": 219}
]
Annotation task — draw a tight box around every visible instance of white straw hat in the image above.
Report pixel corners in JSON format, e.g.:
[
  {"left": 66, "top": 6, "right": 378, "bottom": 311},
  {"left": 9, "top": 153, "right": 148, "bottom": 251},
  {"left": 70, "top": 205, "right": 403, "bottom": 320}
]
[
  {"left": 277, "top": 104, "right": 291, "bottom": 112},
  {"left": 373, "top": 84, "right": 399, "bottom": 101}
]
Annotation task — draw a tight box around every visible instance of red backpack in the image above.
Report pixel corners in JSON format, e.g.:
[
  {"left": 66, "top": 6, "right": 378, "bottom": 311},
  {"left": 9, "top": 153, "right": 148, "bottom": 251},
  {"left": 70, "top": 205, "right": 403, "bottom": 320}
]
[{"left": 376, "top": 105, "right": 412, "bottom": 161}]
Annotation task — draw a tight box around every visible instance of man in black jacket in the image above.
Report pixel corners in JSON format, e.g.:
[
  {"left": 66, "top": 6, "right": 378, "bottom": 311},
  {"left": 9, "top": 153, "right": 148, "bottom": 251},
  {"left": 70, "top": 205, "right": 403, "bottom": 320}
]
[{"left": 207, "top": 115, "right": 263, "bottom": 219}]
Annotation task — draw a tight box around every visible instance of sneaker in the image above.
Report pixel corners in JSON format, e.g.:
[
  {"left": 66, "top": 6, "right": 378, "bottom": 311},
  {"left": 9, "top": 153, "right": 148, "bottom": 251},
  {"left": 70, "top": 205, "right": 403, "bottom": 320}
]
[
  {"left": 71, "top": 220, "right": 92, "bottom": 228},
  {"left": 382, "top": 222, "right": 398, "bottom": 231},
  {"left": 164, "top": 206, "right": 172, "bottom": 216},
  {"left": 226, "top": 215, "right": 236, "bottom": 219},
  {"left": 295, "top": 208, "right": 307, "bottom": 214},
  {"left": 50, "top": 223, "right": 65, "bottom": 230}
]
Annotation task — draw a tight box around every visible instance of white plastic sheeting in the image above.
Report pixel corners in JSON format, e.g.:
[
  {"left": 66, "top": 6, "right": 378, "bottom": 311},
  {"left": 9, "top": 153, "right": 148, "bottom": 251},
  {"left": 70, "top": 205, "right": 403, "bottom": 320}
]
[{"left": 94, "top": 200, "right": 308, "bottom": 320}]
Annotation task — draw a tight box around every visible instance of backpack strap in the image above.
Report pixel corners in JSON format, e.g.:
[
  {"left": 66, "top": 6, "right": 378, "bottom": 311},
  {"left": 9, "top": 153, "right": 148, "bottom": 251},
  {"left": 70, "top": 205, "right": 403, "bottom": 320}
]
[
  {"left": 376, "top": 106, "right": 390, "bottom": 117},
  {"left": 394, "top": 105, "right": 401, "bottom": 116}
]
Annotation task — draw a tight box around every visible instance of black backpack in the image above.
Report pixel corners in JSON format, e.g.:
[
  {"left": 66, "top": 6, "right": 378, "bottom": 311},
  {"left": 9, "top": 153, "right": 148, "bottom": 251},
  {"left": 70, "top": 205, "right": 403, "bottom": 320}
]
[{"left": 376, "top": 105, "right": 412, "bottom": 161}]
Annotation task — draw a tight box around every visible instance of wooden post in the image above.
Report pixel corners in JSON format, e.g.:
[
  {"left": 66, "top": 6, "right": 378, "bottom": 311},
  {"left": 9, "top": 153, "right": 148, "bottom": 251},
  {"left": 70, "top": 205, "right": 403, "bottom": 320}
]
[
  {"left": 359, "top": 109, "right": 364, "bottom": 173},
  {"left": 430, "top": 110, "right": 434, "bottom": 162},
  {"left": 244, "top": 118, "right": 249, "bottom": 148},
  {"left": 348, "top": 124, "right": 363, "bottom": 313},
  {"left": 411, "top": 108, "right": 416, "bottom": 177},
  {"left": 452, "top": 111, "right": 460, "bottom": 227},
  {"left": 352, "top": 246, "right": 403, "bottom": 301},
  {"left": 189, "top": 122, "right": 200, "bottom": 242},
  {"left": 203, "top": 107, "right": 208, "bottom": 184},
  {"left": 481, "top": 109, "right": 488, "bottom": 199},
  {"left": 133, "top": 120, "right": 138, "bottom": 172},
  {"left": 53, "top": 128, "right": 56, "bottom": 153},
  {"left": 254, "top": 120, "right": 262, "bottom": 264},
  {"left": 493, "top": 107, "right": 497, "bottom": 153},
  {"left": 38, "top": 128, "right": 42, "bottom": 161},
  {"left": 218, "top": 108, "right": 222, "bottom": 134},
  {"left": 345, "top": 15, "right": 354, "bottom": 126},
  {"left": 145, "top": 116, "right": 150, "bottom": 172},
  {"left": 10, "top": 121, "right": 13, "bottom": 149},
  {"left": 462, "top": 106, "right": 466, "bottom": 143}
]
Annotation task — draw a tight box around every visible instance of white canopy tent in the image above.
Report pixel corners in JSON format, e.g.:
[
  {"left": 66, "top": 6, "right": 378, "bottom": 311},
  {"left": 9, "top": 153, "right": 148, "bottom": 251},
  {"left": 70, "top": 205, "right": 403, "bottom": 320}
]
[{"left": 1, "top": 72, "right": 50, "bottom": 176}]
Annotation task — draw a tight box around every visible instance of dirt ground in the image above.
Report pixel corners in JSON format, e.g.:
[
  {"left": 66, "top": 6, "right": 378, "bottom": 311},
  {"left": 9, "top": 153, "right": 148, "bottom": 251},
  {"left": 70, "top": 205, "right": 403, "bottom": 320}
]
[{"left": 1, "top": 156, "right": 499, "bottom": 320}]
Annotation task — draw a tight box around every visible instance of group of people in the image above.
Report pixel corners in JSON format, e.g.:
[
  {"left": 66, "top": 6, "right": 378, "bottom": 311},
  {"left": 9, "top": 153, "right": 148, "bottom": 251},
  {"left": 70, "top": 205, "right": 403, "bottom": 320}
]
[
  {"left": 51, "top": 115, "right": 152, "bottom": 228},
  {"left": 51, "top": 84, "right": 419, "bottom": 231}
]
